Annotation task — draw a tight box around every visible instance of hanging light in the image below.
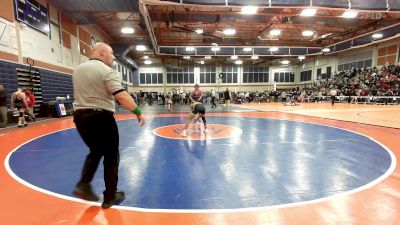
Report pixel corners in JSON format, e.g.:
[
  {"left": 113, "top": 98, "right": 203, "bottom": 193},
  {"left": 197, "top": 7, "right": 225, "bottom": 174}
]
[
  {"left": 241, "top": 6, "right": 258, "bottom": 15},
  {"left": 372, "top": 33, "right": 383, "bottom": 39},
  {"left": 322, "top": 47, "right": 331, "bottom": 53},
  {"left": 302, "top": 30, "right": 314, "bottom": 37},
  {"left": 269, "top": 29, "right": 281, "bottom": 36},
  {"left": 223, "top": 28, "right": 236, "bottom": 35},
  {"left": 300, "top": 8, "right": 317, "bottom": 17},
  {"left": 121, "top": 27, "right": 134, "bottom": 34},
  {"left": 243, "top": 47, "right": 252, "bottom": 52},
  {"left": 341, "top": 11, "right": 358, "bottom": 18},
  {"left": 136, "top": 45, "right": 146, "bottom": 51}
]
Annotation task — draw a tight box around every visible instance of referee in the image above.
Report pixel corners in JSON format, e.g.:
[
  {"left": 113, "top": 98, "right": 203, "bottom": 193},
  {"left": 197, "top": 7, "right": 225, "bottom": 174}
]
[{"left": 72, "top": 42, "right": 145, "bottom": 209}]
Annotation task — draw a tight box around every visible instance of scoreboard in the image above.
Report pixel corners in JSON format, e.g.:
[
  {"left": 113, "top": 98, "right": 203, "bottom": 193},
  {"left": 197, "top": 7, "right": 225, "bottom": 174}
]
[{"left": 14, "top": 0, "right": 50, "bottom": 35}]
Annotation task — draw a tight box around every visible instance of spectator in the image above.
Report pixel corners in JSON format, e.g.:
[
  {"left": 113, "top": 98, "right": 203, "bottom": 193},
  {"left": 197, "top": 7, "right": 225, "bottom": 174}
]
[
  {"left": 330, "top": 87, "right": 338, "bottom": 106},
  {"left": 26, "top": 89, "right": 36, "bottom": 121}
]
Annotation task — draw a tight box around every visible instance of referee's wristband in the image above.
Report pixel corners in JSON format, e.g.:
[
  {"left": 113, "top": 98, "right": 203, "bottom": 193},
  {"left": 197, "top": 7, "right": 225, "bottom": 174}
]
[{"left": 131, "top": 107, "right": 142, "bottom": 116}]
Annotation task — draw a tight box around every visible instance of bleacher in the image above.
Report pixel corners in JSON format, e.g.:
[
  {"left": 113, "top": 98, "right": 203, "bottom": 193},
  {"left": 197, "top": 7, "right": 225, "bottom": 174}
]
[
  {"left": 0, "top": 60, "right": 19, "bottom": 107},
  {"left": 0, "top": 59, "right": 74, "bottom": 119}
]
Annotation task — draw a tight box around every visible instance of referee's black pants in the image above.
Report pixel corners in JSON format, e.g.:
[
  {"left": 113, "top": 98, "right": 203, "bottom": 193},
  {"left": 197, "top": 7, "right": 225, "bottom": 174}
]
[{"left": 73, "top": 109, "right": 119, "bottom": 201}]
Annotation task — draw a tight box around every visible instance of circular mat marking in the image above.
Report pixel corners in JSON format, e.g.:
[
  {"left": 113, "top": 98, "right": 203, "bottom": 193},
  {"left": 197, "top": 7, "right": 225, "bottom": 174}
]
[{"left": 153, "top": 123, "right": 243, "bottom": 140}]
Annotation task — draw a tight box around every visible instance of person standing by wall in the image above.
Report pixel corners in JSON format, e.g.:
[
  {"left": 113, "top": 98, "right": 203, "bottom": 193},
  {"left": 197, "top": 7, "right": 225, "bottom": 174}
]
[
  {"left": 330, "top": 87, "right": 338, "bottom": 106},
  {"left": 210, "top": 89, "right": 217, "bottom": 108},
  {"left": 0, "top": 84, "right": 7, "bottom": 128},
  {"left": 26, "top": 89, "right": 36, "bottom": 121},
  {"left": 72, "top": 42, "right": 145, "bottom": 209},
  {"left": 11, "top": 88, "right": 28, "bottom": 128},
  {"left": 224, "top": 88, "right": 231, "bottom": 110}
]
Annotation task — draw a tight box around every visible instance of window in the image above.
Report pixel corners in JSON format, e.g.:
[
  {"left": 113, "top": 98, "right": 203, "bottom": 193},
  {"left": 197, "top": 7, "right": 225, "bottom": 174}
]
[
  {"left": 166, "top": 66, "right": 195, "bottom": 84},
  {"left": 338, "top": 59, "right": 373, "bottom": 72},
  {"left": 157, "top": 73, "right": 163, "bottom": 84},
  {"left": 243, "top": 66, "right": 269, "bottom": 83},
  {"left": 273, "top": 72, "right": 295, "bottom": 83},
  {"left": 140, "top": 73, "right": 145, "bottom": 84},
  {"left": 200, "top": 65, "right": 216, "bottom": 84},
  {"left": 139, "top": 73, "right": 163, "bottom": 84},
  {"left": 317, "top": 68, "right": 322, "bottom": 76},
  {"left": 300, "top": 70, "right": 312, "bottom": 81},
  {"left": 221, "top": 66, "right": 238, "bottom": 84},
  {"left": 326, "top": 66, "right": 331, "bottom": 77}
]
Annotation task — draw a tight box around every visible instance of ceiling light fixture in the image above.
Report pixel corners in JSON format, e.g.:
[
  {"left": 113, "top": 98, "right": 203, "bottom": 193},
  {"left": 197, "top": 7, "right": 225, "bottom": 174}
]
[
  {"left": 241, "top": 6, "right": 258, "bottom": 15},
  {"left": 136, "top": 45, "right": 146, "bottom": 51},
  {"left": 372, "top": 33, "right": 383, "bottom": 39},
  {"left": 200, "top": 61, "right": 205, "bottom": 64},
  {"left": 183, "top": 56, "right": 191, "bottom": 59},
  {"left": 143, "top": 56, "right": 149, "bottom": 59},
  {"left": 144, "top": 60, "right": 152, "bottom": 64},
  {"left": 302, "top": 30, "right": 314, "bottom": 37},
  {"left": 269, "top": 29, "right": 281, "bottom": 36},
  {"left": 300, "top": 8, "right": 317, "bottom": 17},
  {"left": 205, "top": 56, "right": 211, "bottom": 59},
  {"left": 298, "top": 55, "right": 306, "bottom": 60},
  {"left": 121, "top": 27, "right": 134, "bottom": 34},
  {"left": 223, "top": 28, "right": 236, "bottom": 35},
  {"left": 231, "top": 55, "right": 238, "bottom": 59},
  {"left": 322, "top": 47, "right": 331, "bottom": 53},
  {"left": 243, "top": 47, "right": 252, "bottom": 52},
  {"left": 251, "top": 55, "right": 259, "bottom": 59},
  {"left": 281, "top": 60, "right": 290, "bottom": 64},
  {"left": 195, "top": 29, "right": 203, "bottom": 34},
  {"left": 341, "top": 11, "right": 358, "bottom": 18},
  {"left": 234, "top": 60, "right": 243, "bottom": 65}
]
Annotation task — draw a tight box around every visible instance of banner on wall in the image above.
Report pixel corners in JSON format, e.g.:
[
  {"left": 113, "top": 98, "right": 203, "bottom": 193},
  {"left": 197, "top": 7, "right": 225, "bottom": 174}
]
[{"left": 0, "top": 20, "right": 8, "bottom": 47}]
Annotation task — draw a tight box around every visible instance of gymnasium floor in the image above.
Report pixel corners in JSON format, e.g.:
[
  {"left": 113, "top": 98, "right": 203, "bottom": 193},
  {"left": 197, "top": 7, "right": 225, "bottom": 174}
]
[{"left": 1, "top": 102, "right": 400, "bottom": 225}]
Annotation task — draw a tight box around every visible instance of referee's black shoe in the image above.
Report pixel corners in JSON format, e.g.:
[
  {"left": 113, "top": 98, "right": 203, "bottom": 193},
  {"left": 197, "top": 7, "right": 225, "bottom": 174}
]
[
  {"left": 73, "top": 183, "right": 99, "bottom": 202},
  {"left": 101, "top": 191, "right": 125, "bottom": 209}
]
